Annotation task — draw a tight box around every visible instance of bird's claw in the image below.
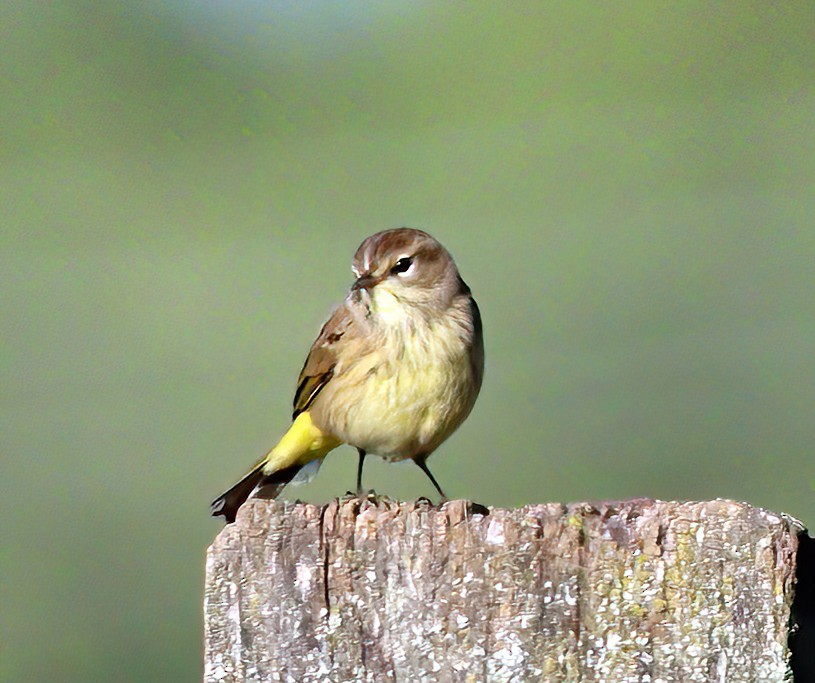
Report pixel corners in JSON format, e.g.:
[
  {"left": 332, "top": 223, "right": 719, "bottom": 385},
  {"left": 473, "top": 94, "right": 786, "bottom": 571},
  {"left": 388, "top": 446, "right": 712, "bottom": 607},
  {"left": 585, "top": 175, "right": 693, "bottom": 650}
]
[{"left": 467, "top": 501, "right": 490, "bottom": 516}]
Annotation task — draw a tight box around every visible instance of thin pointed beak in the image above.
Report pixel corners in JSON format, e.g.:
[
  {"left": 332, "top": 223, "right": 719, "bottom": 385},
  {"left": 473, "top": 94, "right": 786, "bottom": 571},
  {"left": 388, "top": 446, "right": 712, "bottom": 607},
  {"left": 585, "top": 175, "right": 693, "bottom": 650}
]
[{"left": 352, "top": 274, "right": 380, "bottom": 291}]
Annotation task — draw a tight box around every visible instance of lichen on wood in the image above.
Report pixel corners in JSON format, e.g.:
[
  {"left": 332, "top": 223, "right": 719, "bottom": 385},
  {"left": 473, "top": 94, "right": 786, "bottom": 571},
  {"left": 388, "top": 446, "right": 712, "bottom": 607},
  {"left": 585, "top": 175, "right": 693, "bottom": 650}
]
[{"left": 204, "top": 497, "right": 803, "bottom": 682}]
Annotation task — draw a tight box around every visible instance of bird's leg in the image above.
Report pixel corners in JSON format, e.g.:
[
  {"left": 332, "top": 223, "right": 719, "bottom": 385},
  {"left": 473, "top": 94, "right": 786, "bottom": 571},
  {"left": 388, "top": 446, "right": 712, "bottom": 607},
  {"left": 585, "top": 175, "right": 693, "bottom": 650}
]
[
  {"left": 414, "top": 456, "right": 447, "bottom": 501},
  {"left": 356, "top": 449, "right": 367, "bottom": 495}
]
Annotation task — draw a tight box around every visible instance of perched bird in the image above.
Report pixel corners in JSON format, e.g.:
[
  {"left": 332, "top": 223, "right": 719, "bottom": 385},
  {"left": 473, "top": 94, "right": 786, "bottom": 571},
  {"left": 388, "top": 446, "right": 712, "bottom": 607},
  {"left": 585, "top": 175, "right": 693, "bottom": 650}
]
[{"left": 211, "top": 228, "right": 484, "bottom": 523}]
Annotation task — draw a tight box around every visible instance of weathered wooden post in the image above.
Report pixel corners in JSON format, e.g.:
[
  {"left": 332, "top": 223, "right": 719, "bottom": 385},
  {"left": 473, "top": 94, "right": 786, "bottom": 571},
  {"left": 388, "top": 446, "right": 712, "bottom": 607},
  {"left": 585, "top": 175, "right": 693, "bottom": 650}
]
[{"left": 204, "top": 497, "right": 807, "bottom": 682}]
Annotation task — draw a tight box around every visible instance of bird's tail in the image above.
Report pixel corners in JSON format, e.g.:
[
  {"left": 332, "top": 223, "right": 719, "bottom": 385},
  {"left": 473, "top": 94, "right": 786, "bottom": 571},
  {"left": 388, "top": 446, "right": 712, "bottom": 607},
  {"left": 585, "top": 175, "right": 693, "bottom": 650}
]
[
  {"left": 211, "top": 411, "right": 342, "bottom": 524},
  {"left": 210, "top": 460, "right": 302, "bottom": 523}
]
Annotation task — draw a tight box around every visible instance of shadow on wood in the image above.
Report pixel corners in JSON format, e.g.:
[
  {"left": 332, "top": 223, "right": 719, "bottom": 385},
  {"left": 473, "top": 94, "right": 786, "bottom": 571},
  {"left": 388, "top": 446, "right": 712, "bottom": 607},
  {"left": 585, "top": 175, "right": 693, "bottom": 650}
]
[
  {"left": 204, "top": 497, "right": 807, "bottom": 682},
  {"left": 791, "top": 532, "right": 815, "bottom": 680}
]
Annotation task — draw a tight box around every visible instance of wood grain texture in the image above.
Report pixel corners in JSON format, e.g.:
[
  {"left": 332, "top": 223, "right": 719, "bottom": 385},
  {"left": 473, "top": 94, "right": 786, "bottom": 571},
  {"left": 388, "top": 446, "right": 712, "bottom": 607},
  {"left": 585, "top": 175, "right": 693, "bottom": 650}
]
[{"left": 204, "top": 498, "right": 803, "bottom": 682}]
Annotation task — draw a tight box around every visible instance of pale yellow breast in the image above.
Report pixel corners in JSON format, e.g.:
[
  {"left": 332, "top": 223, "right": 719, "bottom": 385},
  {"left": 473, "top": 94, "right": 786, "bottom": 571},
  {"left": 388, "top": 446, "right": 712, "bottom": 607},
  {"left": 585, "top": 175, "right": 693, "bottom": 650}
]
[{"left": 316, "top": 298, "right": 478, "bottom": 460}]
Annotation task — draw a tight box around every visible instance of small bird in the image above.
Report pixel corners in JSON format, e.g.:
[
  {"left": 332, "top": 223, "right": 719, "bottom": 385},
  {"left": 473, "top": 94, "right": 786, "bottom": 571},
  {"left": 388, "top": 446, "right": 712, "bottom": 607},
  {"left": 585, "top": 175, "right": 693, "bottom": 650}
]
[{"left": 211, "top": 228, "right": 484, "bottom": 523}]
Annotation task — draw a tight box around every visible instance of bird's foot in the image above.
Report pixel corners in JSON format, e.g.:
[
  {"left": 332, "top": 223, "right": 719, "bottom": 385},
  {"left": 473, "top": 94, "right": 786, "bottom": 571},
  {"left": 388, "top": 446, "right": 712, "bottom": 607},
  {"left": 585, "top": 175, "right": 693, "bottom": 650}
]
[
  {"left": 467, "top": 501, "right": 490, "bottom": 516},
  {"left": 342, "top": 489, "right": 381, "bottom": 502},
  {"left": 414, "top": 495, "right": 449, "bottom": 509}
]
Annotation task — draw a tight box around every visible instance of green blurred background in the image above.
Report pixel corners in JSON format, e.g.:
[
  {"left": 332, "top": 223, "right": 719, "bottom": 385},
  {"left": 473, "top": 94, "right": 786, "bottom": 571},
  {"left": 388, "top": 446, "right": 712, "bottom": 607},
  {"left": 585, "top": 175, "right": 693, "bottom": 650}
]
[{"left": 2, "top": 2, "right": 814, "bottom": 680}]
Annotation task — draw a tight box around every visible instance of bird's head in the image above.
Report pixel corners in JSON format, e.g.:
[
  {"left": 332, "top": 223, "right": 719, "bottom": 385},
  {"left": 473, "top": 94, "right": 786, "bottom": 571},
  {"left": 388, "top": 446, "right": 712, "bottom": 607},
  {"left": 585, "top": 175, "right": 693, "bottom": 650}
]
[{"left": 350, "top": 228, "right": 466, "bottom": 321}]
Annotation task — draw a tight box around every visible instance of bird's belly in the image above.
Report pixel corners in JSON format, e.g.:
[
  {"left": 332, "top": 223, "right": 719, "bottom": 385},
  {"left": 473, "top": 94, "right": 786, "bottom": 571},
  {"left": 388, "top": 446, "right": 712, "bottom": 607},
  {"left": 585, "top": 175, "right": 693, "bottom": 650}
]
[{"left": 321, "top": 329, "right": 475, "bottom": 459}]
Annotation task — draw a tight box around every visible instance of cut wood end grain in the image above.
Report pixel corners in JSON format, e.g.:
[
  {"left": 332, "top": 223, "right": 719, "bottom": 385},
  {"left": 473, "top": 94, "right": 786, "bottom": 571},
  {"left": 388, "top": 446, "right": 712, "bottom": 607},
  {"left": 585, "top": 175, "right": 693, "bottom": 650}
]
[{"left": 205, "top": 497, "right": 806, "bottom": 683}]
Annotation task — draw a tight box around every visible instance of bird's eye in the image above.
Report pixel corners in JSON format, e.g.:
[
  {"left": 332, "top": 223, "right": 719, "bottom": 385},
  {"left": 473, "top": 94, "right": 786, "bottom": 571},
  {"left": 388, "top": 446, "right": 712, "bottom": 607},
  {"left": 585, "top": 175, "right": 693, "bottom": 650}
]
[{"left": 390, "top": 257, "right": 413, "bottom": 275}]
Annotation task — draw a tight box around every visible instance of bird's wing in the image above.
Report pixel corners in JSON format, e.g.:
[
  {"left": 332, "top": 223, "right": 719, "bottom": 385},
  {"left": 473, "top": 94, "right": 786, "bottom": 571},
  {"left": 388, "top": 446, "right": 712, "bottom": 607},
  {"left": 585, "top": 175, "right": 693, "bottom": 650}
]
[{"left": 292, "top": 303, "right": 358, "bottom": 419}]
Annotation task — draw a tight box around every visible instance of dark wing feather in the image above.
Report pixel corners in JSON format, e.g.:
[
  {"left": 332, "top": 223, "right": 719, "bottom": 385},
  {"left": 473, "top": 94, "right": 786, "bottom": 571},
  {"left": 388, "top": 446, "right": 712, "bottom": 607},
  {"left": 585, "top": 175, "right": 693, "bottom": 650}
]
[{"left": 292, "top": 304, "right": 354, "bottom": 419}]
